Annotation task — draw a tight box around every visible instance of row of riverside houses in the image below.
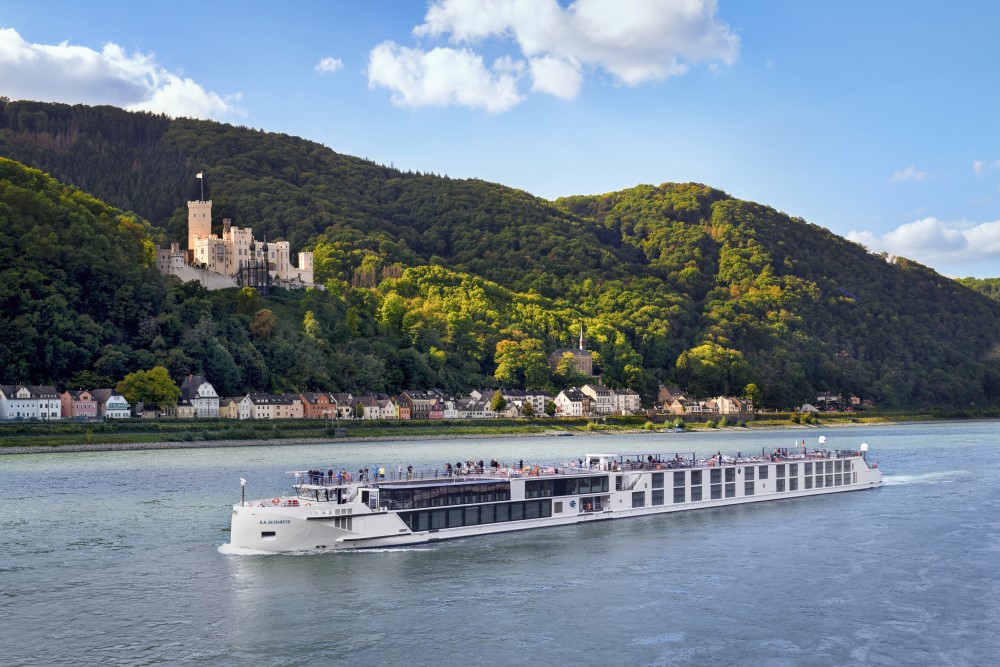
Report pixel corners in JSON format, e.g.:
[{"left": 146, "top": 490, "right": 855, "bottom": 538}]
[
  {"left": 655, "top": 386, "right": 756, "bottom": 417},
  {"left": 0, "top": 378, "right": 645, "bottom": 422},
  {"left": 0, "top": 376, "right": 216, "bottom": 421},
  {"left": 220, "top": 385, "right": 644, "bottom": 421}
]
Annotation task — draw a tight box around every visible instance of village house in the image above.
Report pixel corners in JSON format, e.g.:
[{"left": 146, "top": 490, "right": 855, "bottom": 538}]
[
  {"left": 554, "top": 388, "right": 589, "bottom": 417},
  {"left": 90, "top": 388, "right": 131, "bottom": 419},
  {"left": 0, "top": 384, "right": 62, "bottom": 420},
  {"left": 219, "top": 398, "right": 240, "bottom": 419},
  {"left": 179, "top": 374, "right": 220, "bottom": 418},
  {"left": 612, "top": 388, "right": 642, "bottom": 415},
  {"left": 299, "top": 392, "right": 335, "bottom": 419},
  {"left": 581, "top": 384, "right": 616, "bottom": 415},
  {"left": 60, "top": 389, "right": 97, "bottom": 420}
]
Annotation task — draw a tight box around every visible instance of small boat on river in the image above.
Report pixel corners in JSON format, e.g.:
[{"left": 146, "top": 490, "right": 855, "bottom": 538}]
[{"left": 228, "top": 442, "right": 882, "bottom": 552}]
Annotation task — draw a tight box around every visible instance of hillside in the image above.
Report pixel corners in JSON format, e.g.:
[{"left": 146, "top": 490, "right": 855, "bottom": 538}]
[{"left": 3, "top": 98, "right": 1000, "bottom": 408}]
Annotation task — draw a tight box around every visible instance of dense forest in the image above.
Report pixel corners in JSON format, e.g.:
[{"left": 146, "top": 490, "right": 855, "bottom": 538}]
[{"left": 3, "top": 97, "right": 1000, "bottom": 408}]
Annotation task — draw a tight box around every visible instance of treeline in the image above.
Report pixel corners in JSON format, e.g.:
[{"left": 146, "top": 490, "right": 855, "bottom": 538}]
[{"left": 3, "top": 99, "right": 1000, "bottom": 408}]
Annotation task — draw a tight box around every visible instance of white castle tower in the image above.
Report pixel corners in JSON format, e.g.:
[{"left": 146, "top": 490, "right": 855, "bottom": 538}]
[{"left": 187, "top": 200, "right": 212, "bottom": 261}]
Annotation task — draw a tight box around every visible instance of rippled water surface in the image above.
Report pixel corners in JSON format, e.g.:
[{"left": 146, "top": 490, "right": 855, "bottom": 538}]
[{"left": 2, "top": 423, "right": 999, "bottom": 665}]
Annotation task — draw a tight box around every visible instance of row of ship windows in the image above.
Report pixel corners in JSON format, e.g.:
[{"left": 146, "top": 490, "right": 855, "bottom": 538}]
[
  {"left": 633, "top": 472, "right": 858, "bottom": 506},
  {"left": 399, "top": 499, "right": 554, "bottom": 531},
  {"left": 649, "top": 460, "right": 855, "bottom": 489},
  {"left": 524, "top": 476, "right": 610, "bottom": 498},
  {"left": 379, "top": 483, "right": 512, "bottom": 510}
]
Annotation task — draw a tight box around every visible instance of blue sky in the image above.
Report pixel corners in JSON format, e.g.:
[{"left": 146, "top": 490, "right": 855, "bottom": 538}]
[{"left": 2, "top": 0, "right": 1000, "bottom": 277}]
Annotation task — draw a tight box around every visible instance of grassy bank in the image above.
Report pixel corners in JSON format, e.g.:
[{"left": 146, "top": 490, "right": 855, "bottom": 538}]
[{"left": 1, "top": 409, "right": 993, "bottom": 451}]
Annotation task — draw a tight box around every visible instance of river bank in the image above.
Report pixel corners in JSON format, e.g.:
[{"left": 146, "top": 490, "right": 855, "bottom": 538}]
[{"left": 0, "top": 417, "right": 899, "bottom": 456}]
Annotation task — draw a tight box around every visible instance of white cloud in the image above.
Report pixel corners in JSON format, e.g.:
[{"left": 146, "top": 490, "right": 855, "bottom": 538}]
[
  {"left": 848, "top": 216, "right": 1000, "bottom": 269},
  {"left": 528, "top": 55, "right": 582, "bottom": 99},
  {"left": 315, "top": 56, "right": 343, "bottom": 74},
  {"left": 0, "top": 27, "right": 242, "bottom": 119},
  {"left": 367, "top": 41, "right": 524, "bottom": 112},
  {"left": 370, "top": 0, "right": 738, "bottom": 111},
  {"left": 888, "top": 165, "right": 927, "bottom": 183},
  {"left": 973, "top": 159, "right": 1000, "bottom": 175}
]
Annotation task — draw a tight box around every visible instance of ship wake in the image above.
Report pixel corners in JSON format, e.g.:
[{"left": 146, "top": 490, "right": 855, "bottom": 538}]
[{"left": 882, "top": 470, "right": 969, "bottom": 486}]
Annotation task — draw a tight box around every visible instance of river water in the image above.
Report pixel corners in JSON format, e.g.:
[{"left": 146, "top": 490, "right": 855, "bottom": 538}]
[{"left": 2, "top": 422, "right": 998, "bottom": 666}]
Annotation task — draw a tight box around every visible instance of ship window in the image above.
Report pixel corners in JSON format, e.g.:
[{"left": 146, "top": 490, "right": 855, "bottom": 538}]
[
  {"left": 725, "top": 468, "right": 735, "bottom": 483},
  {"left": 632, "top": 491, "right": 645, "bottom": 508},
  {"left": 525, "top": 501, "right": 541, "bottom": 519},
  {"left": 834, "top": 474, "right": 842, "bottom": 486},
  {"left": 481, "top": 505, "right": 496, "bottom": 523},
  {"left": 496, "top": 504, "right": 510, "bottom": 522},
  {"left": 598, "top": 477, "right": 609, "bottom": 493},
  {"left": 691, "top": 486, "right": 703, "bottom": 502},
  {"left": 790, "top": 478, "right": 798, "bottom": 491},
  {"left": 431, "top": 509, "right": 447, "bottom": 529},
  {"left": 789, "top": 464, "right": 798, "bottom": 476},
  {"left": 745, "top": 481, "right": 754, "bottom": 496},
  {"left": 844, "top": 461, "right": 852, "bottom": 472},
  {"left": 725, "top": 483, "right": 735, "bottom": 498},
  {"left": 815, "top": 476, "right": 824, "bottom": 488},
  {"left": 776, "top": 464, "right": 785, "bottom": 478},
  {"left": 826, "top": 474, "right": 833, "bottom": 487},
  {"left": 580, "top": 477, "right": 592, "bottom": 494},
  {"left": 745, "top": 466, "right": 755, "bottom": 481},
  {"left": 805, "top": 462, "right": 813, "bottom": 475},
  {"left": 448, "top": 508, "right": 464, "bottom": 527},
  {"left": 615, "top": 476, "right": 624, "bottom": 491},
  {"left": 805, "top": 476, "right": 812, "bottom": 489},
  {"left": 464, "top": 488, "right": 479, "bottom": 504},
  {"left": 673, "top": 487, "right": 685, "bottom": 503},
  {"left": 465, "top": 507, "right": 479, "bottom": 524},
  {"left": 652, "top": 490, "right": 664, "bottom": 505},
  {"left": 674, "top": 471, "right": 685, "bottom": 487},
  {"left": 835, "top": 460, "right": 843, "bottom": 472},
  {"left": 776, "top": 479, "right": 785, "bottom": 492},
  {"left": 710, "top": 485, "right": 721, "bottom": 500},
  {"left": 826, "top": 461, "right": 834, "bottom": 473},
  {"left": 691, "top": 470, "right": 702, "bottom": 485},
  {"left": 417, "top": 512, "right": 430, "bottom": 531},
  {"left": 564, "top": 479, "right": 578, "bottom": 495},
  {"left": 261, "top": 531, "right": 276, "bottom": 539},
  {"left": 554, "top": 502, "right": 563, "bottom": 513},
  {"left": 710, "top": 469, "right": 721, "bottom": 484},
  {"left": 759, "top": 466, "right": 769, "bottom": 479},
  {"left": 652, "top": 473, "right": 664, "bottom": 488},
  {"left": 509, "top": 503, "right": 524, "bottom": 521}
]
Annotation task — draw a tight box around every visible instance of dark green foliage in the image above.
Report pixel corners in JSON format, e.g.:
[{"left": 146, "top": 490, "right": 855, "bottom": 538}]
[{"left": 4, "top": 99, "right": 1000, "bottom": 408}]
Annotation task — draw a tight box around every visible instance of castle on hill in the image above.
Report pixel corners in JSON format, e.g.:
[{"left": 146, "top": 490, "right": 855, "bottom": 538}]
[{"left": 156, "top": 198, "right": 313, "bottom": 290}]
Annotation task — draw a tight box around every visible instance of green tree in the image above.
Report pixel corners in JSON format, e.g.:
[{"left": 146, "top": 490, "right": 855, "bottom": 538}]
[
  {"left": 545, "top": 400, "right": 556, "bottom": 416},
  {"left": 116, "top": 366, "right": 180, "bottom": 408},
  {"left": 743, "top": 383, "right": 763, "bottom": 411},
  {"left": 490, "top": 391, "right": 507, "bottom": 413}
]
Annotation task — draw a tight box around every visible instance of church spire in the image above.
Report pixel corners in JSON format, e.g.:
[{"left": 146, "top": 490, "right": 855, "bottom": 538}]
[{"left": 579, "top": 323, "right": 585, "bottom": 351}]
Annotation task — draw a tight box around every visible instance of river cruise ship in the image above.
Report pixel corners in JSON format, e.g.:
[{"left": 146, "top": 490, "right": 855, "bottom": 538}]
[{"left": 228, "top": 443, "right": 881, "bottom": 552}]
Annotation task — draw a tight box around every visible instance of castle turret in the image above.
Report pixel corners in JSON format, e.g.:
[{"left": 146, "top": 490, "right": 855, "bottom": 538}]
[{"left": 187, "top": 200, "right": 212, "bottom": 261}]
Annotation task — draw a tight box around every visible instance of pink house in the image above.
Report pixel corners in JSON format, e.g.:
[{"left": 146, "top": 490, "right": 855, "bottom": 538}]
[{"left": 61, "top": 390, "right": 97, "bottom": 419}]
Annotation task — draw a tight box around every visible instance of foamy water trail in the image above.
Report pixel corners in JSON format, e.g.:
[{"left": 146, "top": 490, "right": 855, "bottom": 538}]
[
  {"left": 218, "top": 543, "right": 435, "bottom": 555},
  {"left": 882, "top": 470, "right": 969, "bottom": 486}
]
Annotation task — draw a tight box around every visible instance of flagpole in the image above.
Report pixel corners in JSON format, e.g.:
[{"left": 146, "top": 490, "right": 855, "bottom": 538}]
[{"left": 241, "top": 477, "right": 246, "bottom": 506}]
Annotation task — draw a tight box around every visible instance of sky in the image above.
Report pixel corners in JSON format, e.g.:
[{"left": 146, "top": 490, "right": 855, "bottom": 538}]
[{"left": 2, "top": 0, "right": 1000, "bottom": 277}]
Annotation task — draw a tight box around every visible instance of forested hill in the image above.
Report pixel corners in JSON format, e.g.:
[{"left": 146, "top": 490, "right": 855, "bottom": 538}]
[{"left": 3, "top": 97, "right": 1000, "bottom": 409}]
